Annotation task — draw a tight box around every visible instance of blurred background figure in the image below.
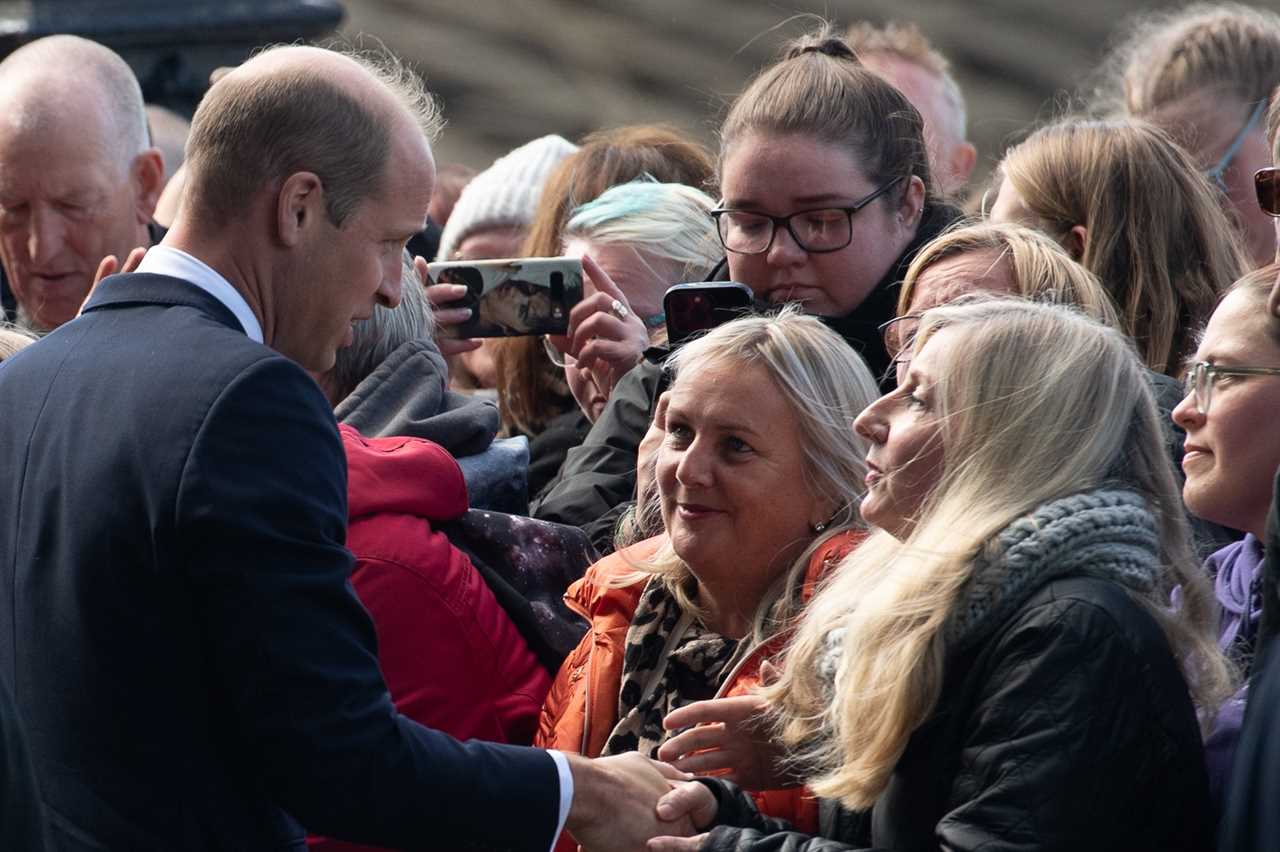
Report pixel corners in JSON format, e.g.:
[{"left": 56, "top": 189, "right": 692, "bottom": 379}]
[
  {"left": 1098, "top": 3, "right": 1280, "bottom": 269},
  {"left": 847, "top": 20, "right": 977, "bottom": 199},
  {"left": 428, "top": 162, "right": 477, "bottom": 227}
]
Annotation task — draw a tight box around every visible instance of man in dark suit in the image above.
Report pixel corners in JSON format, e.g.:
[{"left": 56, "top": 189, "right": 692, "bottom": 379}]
[{"left": 0, "top": 44, "right": 688, "bottom": 851}]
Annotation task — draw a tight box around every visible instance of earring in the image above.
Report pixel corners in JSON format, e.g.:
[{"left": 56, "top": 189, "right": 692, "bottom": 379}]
[{"left": 811, "top": 521, "right": 827, "bottom": 534}]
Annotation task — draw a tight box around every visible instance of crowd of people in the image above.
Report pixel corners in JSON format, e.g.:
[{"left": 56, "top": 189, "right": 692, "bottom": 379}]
[{"left": 0, "top": 3, "right": 1279, "bottom": 850}]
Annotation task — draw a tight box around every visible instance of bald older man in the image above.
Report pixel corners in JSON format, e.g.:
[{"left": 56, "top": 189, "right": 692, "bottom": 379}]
[
  {"left": 0, "top": 36, "right": 163, "bottom": 331},
  {"left": 0, "top": 45, "right": 687, "bottom": 852}
]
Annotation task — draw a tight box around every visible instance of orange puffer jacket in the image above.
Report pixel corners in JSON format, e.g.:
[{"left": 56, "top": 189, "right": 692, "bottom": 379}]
[{"left": 535, "top": 529, "right": 865, "bottom": 842}]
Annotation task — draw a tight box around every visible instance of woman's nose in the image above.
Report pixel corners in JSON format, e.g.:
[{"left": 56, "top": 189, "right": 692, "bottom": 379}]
[{"left": 853, "top": 397, "right": 890, "bottom": 444}]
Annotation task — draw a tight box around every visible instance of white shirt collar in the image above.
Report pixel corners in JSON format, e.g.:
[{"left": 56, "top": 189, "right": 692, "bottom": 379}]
[{"left": 135, "top": 246, "right": 264, "bottom": 343}]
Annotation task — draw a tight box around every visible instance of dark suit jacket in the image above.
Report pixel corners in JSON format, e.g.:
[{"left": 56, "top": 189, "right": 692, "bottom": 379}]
[{"left": 0, "top": 273, "right": 560, "bottom": 851}]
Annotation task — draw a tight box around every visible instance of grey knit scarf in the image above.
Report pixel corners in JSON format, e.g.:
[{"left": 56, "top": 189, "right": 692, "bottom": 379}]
[{"left": 819, "top": 488, "right": 1161, "bottom": 678}]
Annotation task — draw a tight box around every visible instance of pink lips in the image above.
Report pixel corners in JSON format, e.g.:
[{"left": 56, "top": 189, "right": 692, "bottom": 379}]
[
  {"left": 864, "top": 460, "right": 884, "bottom": 488},
  {"left": 1181, "top": 444, "right": 1210, "bottom": 469},
  {"left": 676, "top": 503, "right": 724, "bottom": 521}
]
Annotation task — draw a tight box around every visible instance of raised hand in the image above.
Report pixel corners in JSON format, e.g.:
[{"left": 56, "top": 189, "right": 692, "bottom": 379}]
[
  {"left": 82, "top": 246, "right": 148, "bottom": 316},
  {"left": 556, "top": 253, "right": 650, "bottom": 397},
  {"left": 657, "top": 690, "right": 789, "bottom": 790},
  {"left": 415, "top": 255, "right": 482, "bottom": 357}
]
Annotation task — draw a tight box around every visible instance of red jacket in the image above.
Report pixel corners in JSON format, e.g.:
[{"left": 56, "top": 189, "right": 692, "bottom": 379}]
[
  {"left": 536, "top": 530, "right": 866, "bottom": 845},
  {"left": 310, "top": 426, "right": 551, "bottom": 852}
]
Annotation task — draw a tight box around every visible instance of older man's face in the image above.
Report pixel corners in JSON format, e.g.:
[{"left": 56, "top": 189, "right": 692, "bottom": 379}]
[{"left": 0, "top": 118, "right": 146, "bottom": 330}]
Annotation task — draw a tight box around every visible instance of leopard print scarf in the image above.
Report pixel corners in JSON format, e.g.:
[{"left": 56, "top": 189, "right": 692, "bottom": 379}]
[{"left": 601, "top": 578, "right": 743, "bottom": 758}]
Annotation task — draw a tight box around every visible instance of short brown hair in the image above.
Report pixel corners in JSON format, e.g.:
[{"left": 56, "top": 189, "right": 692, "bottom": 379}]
[{"left": 184, "top": 47, "right": 441, "bottom": 229}]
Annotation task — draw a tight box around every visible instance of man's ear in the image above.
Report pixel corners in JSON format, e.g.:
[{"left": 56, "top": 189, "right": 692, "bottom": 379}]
[
  {"left": 276, "top": 171, "right": 325, "bottom": 248},
  {"left": 1066, "top": 224, "right": 1089, "bottom": 260},
  {"left": 948, "top": 142, "right": 977, "bottom": 190},
  {"left": 131, "top": 148, "right": 166, "bottom": 224},
  {"left": 898, "top": 174, "right": 926, "bottom": 231}
]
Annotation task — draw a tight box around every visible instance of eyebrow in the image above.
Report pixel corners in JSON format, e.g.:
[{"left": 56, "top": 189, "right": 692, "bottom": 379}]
[{"left": 722, "top": 193, "right": 855, "bottom": 209}]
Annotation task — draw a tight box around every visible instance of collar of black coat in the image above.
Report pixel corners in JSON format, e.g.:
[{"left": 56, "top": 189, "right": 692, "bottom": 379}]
[{"left": 80, "top": 272, "right": 244, "bottom": 335}]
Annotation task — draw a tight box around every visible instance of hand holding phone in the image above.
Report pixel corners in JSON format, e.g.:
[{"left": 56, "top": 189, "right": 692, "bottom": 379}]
[
  {"left": 415, "top": 256, "right": 482, "bottom": 357},
  {"left": 429, "top": 257, "right": 584, "bottom": 338},
  {"left": 663, "top": 282, "right": 756, "bottom": 347}
]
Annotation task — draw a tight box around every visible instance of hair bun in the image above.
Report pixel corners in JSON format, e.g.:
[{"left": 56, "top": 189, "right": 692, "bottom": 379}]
[{"left": 784, "top": 35, "right": 859, "bottom": 63}]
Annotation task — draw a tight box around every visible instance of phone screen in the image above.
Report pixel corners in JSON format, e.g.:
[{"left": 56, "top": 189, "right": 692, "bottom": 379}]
[
  {"left": 430, "top": 257, "right": 584, "bottom": 338},
  {"left": 663, "top": 283, "right": 755, "bottom": 347}
]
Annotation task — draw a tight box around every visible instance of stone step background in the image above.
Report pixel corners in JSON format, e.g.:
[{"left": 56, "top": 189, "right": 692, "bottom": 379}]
[{"left": 338, "top": 0, "right": 1210, "bottom": 192}]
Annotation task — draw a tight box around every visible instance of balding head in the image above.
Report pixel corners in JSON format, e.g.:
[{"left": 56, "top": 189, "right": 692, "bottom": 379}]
[
  {"left": 183, "top": 45, "right": 441, "bottom": 230},
  {"left": 0, "top": 35, "right": 148, "bottom": 167},
  {"left": 0, "top": 36, "right": 161, "bottom": 330}
]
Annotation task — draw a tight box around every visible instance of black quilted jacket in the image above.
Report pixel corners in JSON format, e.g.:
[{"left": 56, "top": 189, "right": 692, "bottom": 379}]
[{"left": 701, "top": 575, "right": 1214, "bottom": 852}]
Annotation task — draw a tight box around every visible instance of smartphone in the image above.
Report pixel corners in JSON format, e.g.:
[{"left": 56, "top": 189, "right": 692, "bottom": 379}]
[
  {"left": 429, "top": 257, "right": 584, "bottom": 338},
  {"left": 663, "top": 282, "right": 756, "bottom": 347}
]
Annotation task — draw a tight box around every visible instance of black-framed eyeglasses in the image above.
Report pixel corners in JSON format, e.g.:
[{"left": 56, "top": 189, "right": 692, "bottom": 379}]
[
  {"left": 1184, "top": 360, "right": 1280, "bottom": 415},
  {"left": 711, "top": 176, "right": 904, "bottom": 255},
  {"left": 1204, "top": 99, "right": 1267, "bottom": 195}
]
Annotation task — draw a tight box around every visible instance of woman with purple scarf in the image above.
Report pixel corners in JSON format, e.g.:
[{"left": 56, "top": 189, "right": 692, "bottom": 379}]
[{"left": 1172, "top": 262, "right": 1280, "bottom": 805}]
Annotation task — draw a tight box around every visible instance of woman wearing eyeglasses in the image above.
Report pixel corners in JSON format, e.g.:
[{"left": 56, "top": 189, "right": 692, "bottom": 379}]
[
  {"left": 1172, "top": 262, "right": 1280, "bottom": 805},
  {"left": 650, "top": 299, "right": 1233, "bottom": 852},
  {"left": 988, "top": 118, "right": 1248, "bottom": 378},
  {"left": 531, "top": 24, "right": 960, "bottom": 546},
  {"left": 1100, "top": 4, "right": 1280, "bottom": 269}
]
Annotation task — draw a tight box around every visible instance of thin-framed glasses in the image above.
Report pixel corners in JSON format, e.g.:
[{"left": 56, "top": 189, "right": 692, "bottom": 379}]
[
  {"left": 879, "top": 313, "right": 922, "bottom": 386},
  {"left": 1184, "top": 360, "right": 1280, "bottom": 415},
  {"left": 711, "top": 176, "right": 904, "bottom": 255},
  {"left": 1204, "top": 99, "right": 1267, "bottom": 194},
  {"left": 1255, "top": 166, "right": 1280, "bottom": 217}
]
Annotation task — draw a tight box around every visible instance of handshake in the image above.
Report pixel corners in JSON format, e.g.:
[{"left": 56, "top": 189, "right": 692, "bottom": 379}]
[{"left": 564, "top": 752, "right": 719, "bottom": 852}]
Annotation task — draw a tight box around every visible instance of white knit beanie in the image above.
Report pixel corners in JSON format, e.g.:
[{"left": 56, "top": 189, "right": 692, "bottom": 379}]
[{"left": 435, "top": 134, "right": 579, "bottom": 261}]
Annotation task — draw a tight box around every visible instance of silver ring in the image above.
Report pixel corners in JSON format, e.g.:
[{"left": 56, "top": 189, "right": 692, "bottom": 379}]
[{"left": 610, "top": 299, "right": 630, "bottom": 320}]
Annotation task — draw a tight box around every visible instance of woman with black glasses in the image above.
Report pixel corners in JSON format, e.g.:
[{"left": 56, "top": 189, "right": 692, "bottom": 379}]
[
  {"left": 1172, "top": 262, "right": 1280, "bottom": 807},
  {"left": 531, "top": 24, "right": 960, "bottom": 549}
]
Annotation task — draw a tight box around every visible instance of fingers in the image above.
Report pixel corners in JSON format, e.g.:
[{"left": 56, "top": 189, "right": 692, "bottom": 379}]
[
  {"left": 425, "top": 282, "right": 470, "bottom": 310},
  {"left": 669, "top": 751, "right": 741, "bottom": 778},
  {"left": 656, "top": 781, "right": 718, "bottom": 828},
  {"left": 93, "top": 255, "right": 119, "bottom": 288},
  {"left": 647, "top": 758, "right": 694, "bottom": 782},
  {"left": 437, "top": 337, "right": 483, "bottom": 356},
  {"left": 657, "top": 724, "right": 727, "bottom": 762},
  {"left": 581, "top": 252, "right": 627, "bottom": 302},
  {"left": 433, "top": 306, "right": 474, "bottom": 326},
  {"left": 759, "top": 660, "right": 781, "bottom": 686},
  {"left": 120, "top": 246, "right": 147, "bottom": 275},
  {"left": 663, "top": 696, "right": 764, "bottom": 732},
  {"left": 647, "top": 833, "right": 708, "bottom": 852}
]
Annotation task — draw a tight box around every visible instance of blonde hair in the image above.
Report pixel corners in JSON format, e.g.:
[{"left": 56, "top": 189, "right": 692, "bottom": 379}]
[
  {"left": 0, "top": 323, "right": 36, "bottom": 361},
  {"left": 1108, "top": 3, "right": 1280, "bottom": 119},
  {"left": 996, "top": 118, "right": 1248, "bottom": 376},
  {"left": 898, "top": 221, "right": 1120, "bottom": 326},
  {"left": 621, "top": 308, "right": 879, "bottom": 641},
  {"left": 766, "top": 298, "right": 1234, "bottom": 811}
]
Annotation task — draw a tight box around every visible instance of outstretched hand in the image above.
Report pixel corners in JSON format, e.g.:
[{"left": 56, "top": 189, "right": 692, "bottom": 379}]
[
  {"left": 656, "top": 693, "right": 787, "bottom": 789},
  {"left": 566, "top": 752, "right": 697, "bottom": 852},
  {"left": 549, "top": 253, "right": 649, "bottom": 396},
  {"left": 415, "top": 255, "right": 482, "bottom": 357},
  {"left": 646, "top": 781, "right": 719, "bottom": 852}
]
